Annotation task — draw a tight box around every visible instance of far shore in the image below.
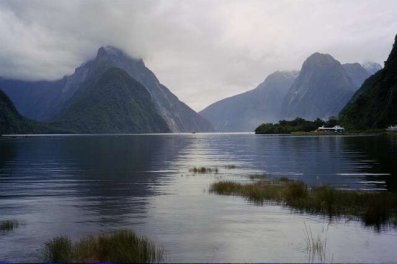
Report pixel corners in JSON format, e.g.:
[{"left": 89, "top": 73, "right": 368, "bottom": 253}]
[
  {"left": 289, "top": 131, "right": 388, "bottom": 136},
  {"left": 1, "top": 131, "right": 394, "bottom": 137}
]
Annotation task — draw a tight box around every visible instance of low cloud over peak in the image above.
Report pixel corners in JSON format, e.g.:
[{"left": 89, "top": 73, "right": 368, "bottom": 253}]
[{"left": 0, "top": 0, "right": 396, "bottom": 111}]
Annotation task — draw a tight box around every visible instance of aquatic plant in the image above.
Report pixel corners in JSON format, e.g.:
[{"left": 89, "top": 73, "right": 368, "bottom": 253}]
[
  {"left": 189, "top": 166, "right": 218, "bottom": 174},
  {"left": 44, "top": 230, "right": 164, "bottom": 263},
  {"left": 44, "top": 236, "right": 73, "bottom": 262},
  {"left": 0, "top": 220, "right": 19, "bottom": 231},
  {"left": 304, "top": 223, "right": 331, "bottom": 263},
  {"left": 210, "top": 179, "right": 397, "bottom": 230}
]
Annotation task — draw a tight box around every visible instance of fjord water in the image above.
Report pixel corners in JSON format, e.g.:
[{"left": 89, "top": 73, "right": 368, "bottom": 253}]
[{"left": 1, "top": 134, "right": 397, "bottom": 262}]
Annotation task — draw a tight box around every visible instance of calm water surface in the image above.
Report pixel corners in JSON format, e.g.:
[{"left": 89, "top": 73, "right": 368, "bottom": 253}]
[{"left": 1, "top": 133, "right": 397, "bottom": 262}]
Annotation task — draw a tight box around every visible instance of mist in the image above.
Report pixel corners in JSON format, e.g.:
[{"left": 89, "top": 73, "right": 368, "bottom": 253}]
[{"left": 0, "top": 0, "right": 396, "bottom": 110}]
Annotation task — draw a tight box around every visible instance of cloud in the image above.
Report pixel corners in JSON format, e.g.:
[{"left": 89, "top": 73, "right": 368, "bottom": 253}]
[{"left": 0, "top": 0, "right": 396, "bottom": 111}]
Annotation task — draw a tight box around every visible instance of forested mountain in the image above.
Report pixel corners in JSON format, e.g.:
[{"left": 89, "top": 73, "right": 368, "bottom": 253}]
[
  {"left": 340, "top": 35, "right": 397, "bottom": 129},
  {"left": 0, "top": 46, "right": 213, "bottom": 133},
  {"left": 54, "top": 68, "right": 170, "bottom": 133},
  {"left": 0, "top": 90, "right": 56, "bottom": 134}
]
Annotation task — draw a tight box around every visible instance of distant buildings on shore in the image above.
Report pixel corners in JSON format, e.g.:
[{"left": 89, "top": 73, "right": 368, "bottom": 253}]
[{"left": 316, "top": 125, "right": 345, "bottom": 133}]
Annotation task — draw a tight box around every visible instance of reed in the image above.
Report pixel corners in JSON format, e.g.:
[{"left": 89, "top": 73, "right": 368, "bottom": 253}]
[
  {"left": 0, "top": 220, "right": 18, "bottom": 231},
  {"left": 189, "top": 166, "right": 218, "bottom": 174},
  {"left": 304, "top": 223, "right": 332, "bottom": 263},
  {"left": 44, "top": 236, "right": 73, "bottom": 262},
  {"left": 210, "top": 179, "right": 397, "bottom": 229},
  {"left": 44, "top": 230, "right": 164, "bottom": 263}
]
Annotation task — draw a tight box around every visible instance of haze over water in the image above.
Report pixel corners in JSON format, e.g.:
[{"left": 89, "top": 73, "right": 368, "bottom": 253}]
[{"left": 1, "top": 133, "right": 397, "bottom": 262}]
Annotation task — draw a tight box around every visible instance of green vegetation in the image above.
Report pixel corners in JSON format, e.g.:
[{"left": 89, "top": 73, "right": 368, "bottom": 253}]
[
  {"left": 189, "top": 166, "right": 219, "bottom": 174},
  {"left": 290, "top": 129, "right": 385, "bottom": 136},
  {"left": 44, "top": 229, "right": 164, "bottom": 263},
  {"left": 339, "top": 70, "right": 396, "bottom": 130},
  {"left": 255, "top": 118, "right": 328, "bottom": 134},
  {"left": 340, "top": 35, "right": 397, "bottom": 130},
  {"left": 210, "top": 178, "right": 397, "bottom": 230},
  {"left": 0, "top": 219, "right": 19, "bottom": 231},
  {"left": 255, "top": 117, "right": 385, "bottom": 135},
  {"left": 44, "top": 236, "right": 73, "bottom": 262}
]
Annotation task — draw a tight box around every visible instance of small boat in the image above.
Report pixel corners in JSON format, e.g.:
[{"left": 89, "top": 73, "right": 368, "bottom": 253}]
[{"left": 386, "top": 125, "right": 397, "bottom": 132}]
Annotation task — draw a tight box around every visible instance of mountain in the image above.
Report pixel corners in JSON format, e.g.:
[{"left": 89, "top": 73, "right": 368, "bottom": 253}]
[
  {"left": 281, "top": 53, "right": 369, "bottom": 120},
  {"left": 200, "top": 71, "right": 298, "bottom": 131},
  {"left": 0, "top": 46, "right": 213, "bottom": 132},
  {"left": 0, "top": 78, "right": 67, "bottom": 121},
  {"left": 77, "top": 47, "right": 213, "bottom": 132},
  {"left": 0, "top": 90, "right": 57, "bottom": 134},
  {"left": 340, "top": 35, "right": 397, "bottom": 129},
  {"left": 199, "top": 54, "right": 377, "bottom": 132},
  {"left": 342, "top": 63, "right": 372, "bottom": 89},
  {"left": 0, "top": 89, "right": 33, "bottom": 134},
  {"left": 54, "top": 68, "right": 171, "bottom": 133},
  {"left": 362, "top": 62, "right": 382, "bottom": 75}
]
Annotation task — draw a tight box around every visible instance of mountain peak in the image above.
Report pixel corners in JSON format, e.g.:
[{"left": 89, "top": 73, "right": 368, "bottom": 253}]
[
  {"left": 304, "top": 52, "right": 338, "bottom": 67},
  {"left": 96, "top": 46, "right": 125, "bottom": 58},
  {"left": 95, "top": 46, "right": 144, "bottom": 65},
  {"left": 361, "top": 61, "right": 382, "bottom": 75},
  {"left": 342, "top": 63, "right": 371, "bottom": 89},
  {"left": 283, "top": 52, "right": 358, "bottom": 120}
]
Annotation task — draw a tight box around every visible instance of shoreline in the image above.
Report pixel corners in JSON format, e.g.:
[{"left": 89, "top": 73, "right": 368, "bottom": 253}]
[
  {"left": 1, "top": 131, "right": 392, "bottom": 138},
  {"left": 255, "top": 131, "right": 390, "bottom": 136}
]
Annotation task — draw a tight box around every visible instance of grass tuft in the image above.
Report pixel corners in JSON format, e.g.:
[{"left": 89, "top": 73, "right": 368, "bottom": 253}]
[
  {"left": 210, "top": 179, "right": 397, "bottom": 230},
  {"left": 0, "top": 220, "right": 19, "bottom": 231},
  {"left": 44, "top": 236, "right": 73, "bottom": 262},
  {"left": 283, "top": 180, "right": 308, "bottom": 204},
  {"left": 44, "top": 230, "right": 164, "bottom": 263}
]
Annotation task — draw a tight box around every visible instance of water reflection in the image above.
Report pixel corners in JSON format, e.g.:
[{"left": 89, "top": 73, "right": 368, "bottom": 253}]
[
  {"left": 342, "top": 135, "right": 397, "bottom": 191},
  {"left": 0, "top": 136, "right": 192, "bottom": 216},
  {"left": 1, "top": 134, "right": 397, "bottom": 262},
  {"left": 142, "top": 134, "right": 397, "bottom": 262},
  {"left": 253, "top": 136, "right": 357, "bottom": 187},
  {"left": 194, "top": 134, "right": 394, "bottom": 190},
  {"left": 0, "top": 135, "right": 190, "bottom": 261}
]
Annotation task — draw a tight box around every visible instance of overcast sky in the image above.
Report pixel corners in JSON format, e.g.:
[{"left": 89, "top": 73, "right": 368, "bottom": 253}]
[{"left": 0, "top": 0, "right": 396, "bottom": 111}]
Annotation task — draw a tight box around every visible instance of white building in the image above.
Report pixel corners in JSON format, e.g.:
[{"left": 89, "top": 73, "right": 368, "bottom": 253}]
[{"left": 316, "top": 125, "right": 345, "bottom": 132}]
